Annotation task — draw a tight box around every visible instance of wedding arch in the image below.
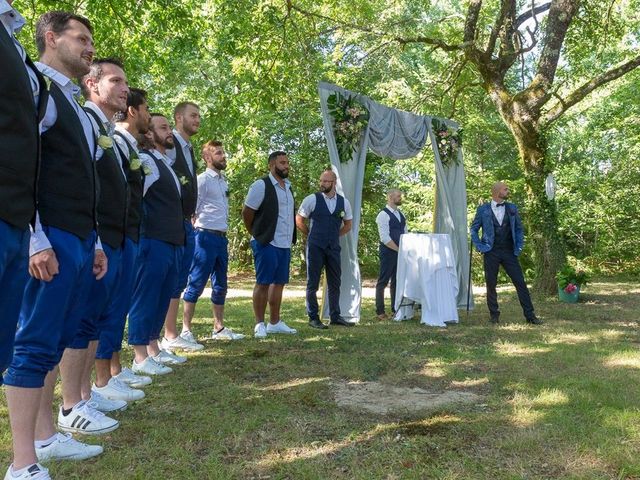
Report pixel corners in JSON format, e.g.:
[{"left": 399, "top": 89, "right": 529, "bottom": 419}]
[{"left": 318, "top": 82, "right": 472, "bottom": 321}]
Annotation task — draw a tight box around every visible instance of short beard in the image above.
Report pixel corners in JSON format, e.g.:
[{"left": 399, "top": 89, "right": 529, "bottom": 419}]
[
  {"left": 320, "top": 185, "right": 332, "bottom": 194},
  {"left": 275, "top": 167, "right": 288, "bottom": 179},
  {"left": 213, "top": 160, "right": 226, "bottom": 171}
]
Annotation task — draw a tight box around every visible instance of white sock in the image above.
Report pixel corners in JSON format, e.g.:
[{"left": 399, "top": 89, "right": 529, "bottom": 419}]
[{"left": 34, "top": 433, "right": 58, "bottom": 449}]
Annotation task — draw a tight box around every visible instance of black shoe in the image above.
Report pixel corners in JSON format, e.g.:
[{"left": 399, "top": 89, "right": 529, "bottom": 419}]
[
  {"left": 308, "top": 318, "right": 328, "bottom": 329},
  {"left": 330, "top": 317, "right": 354, "bottom": 327},
  {"left": 526, "top": 316, "right": 543, "bottom": 325},
  {"left": 489, "top": 314, "right": 500, "bottom": 324}
]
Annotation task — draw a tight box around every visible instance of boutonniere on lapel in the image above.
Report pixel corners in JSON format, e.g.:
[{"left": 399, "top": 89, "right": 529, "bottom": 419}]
[
  {"left": 334, "top": 209, "right": 345, "bottom": 219},
  {"left": 97, "top": 135, "right": 114, "bottom": 150},
  {"left": 179, "top": 175, "right": 189, "bottom": 186},
  {"left": 129, "top": 151, "right": 142, "bottom": 171}
]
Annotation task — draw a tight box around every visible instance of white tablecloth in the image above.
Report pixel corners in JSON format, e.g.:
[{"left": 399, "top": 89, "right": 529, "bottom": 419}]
[{"left": 394, "top": 233, "right": 459, "bottom": 327}]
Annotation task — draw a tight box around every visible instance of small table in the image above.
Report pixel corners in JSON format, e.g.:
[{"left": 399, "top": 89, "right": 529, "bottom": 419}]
[{"left": 394, "top": 233, "right": 459, "bottom": 327}]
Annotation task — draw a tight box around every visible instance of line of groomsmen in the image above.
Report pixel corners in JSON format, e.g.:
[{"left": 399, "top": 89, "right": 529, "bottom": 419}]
[{"left": 0, "top": 7, "right": 215, "bottom": 480}]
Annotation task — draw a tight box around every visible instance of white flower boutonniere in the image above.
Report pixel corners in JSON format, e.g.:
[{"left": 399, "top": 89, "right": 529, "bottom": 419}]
[
  {"left": 129, "top": 156, "right": 142, "bottom": 171},
  {"left": 142, "top": 164, "right": 152, "bottom": 176},
  {"left": 97, "top": 135, "right": 113, "bottom": 149},
  {"left": 179, "top": 175, "right": 189, "bottom": 186}
]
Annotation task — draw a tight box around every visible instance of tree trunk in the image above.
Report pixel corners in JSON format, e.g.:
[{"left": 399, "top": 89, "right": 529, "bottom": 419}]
[{"left": 512, "top": 125, "right": 566, "bottom": 294}]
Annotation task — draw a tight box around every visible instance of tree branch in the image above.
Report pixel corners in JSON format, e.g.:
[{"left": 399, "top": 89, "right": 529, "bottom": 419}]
[
  {"left": 533, "top": 0, "right": 580, "bottom": 90},
  {"left": 464, "top": 0, "right": 482, "bottom": 44},
  {"left": 543, "top": 54, "right": 640, "bottom": 124},
  {"left": 514, "top": 1, "right": 551, "bottom": 28}
]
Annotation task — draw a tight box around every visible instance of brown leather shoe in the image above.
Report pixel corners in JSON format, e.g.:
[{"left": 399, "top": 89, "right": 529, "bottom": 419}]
[{"left": 377, "top": 313, "right": 389, "bottom": 320}]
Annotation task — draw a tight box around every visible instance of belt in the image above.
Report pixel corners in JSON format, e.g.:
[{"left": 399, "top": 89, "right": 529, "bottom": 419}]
[{"left": 198, "top": 228, "right": 227, "bottom": 237}]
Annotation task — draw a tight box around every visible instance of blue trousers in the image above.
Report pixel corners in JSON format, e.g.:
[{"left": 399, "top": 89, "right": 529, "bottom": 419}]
[
  {"left": 128, "top": 238, "right": 182, "bottom": 346},
  {"left": 68, "top": 244, "right": 123, "bottom": 350},
  {"left": 0, "top": 220, "right": 30, "bottom": 386},
  {"left": 97, "top": 237, "right": 138, "bottom": 359},
  {"left": 183, "top": 229, "right": 228, "bottom": 305},
  {"left": 305, "top": 242, "right": 341, "bottom": 321},
  {"left": 172, "top": 220, "right": 195, "bottom": 298},
  {"left": 4, "top": 227, "right": 96, "bottom": 388},
  {"left": 375, "top": 244, "right": 398, "bottom": 315}
]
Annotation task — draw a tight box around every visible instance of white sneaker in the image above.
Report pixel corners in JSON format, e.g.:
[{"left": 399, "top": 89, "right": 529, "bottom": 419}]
[
  {"left": 179, "top": 330, "right": 205, "bottom": 350},
  {"left": 114, "top": 367, "right": 152, "bottom": 388},
  {"left": 87, "top": 390, "right": 128, "bottom": 413},
  {"left": 131, "top": 357, "right": 173, "bottom": 375},
  {"left": 266, "top": 320, "right": 297, "bottom": 335},
  {"left": 57, "top": 400, "right": 119, "bottom": 435},
  {"left": 93, "top": 378, "right": 145, "bottom": 402},
  {"left": 35, "top": 432, "right": 103, "bottom": 462},
  {"left": 254, "top": 322, "right": 267, "bottom": 339},
  {"left": 153, "top": 350, "right": 187, "bottom": 365},
  {"left": 211, "top": 327, "right": 246, "bottom": 340},
  {"left": 4, "top": 463, "right": 50, "bottom": 479},
  {"left": 160, "top": 334, "right": 204, "bottom": 352}
]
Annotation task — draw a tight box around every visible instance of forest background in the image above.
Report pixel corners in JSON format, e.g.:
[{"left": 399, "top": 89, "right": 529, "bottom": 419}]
[{"left": 15, "top": 0, "right": 640, "bottom": 287}]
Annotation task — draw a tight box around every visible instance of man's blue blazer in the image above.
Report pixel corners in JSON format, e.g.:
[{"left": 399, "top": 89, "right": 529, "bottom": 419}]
[{"left": 470, "top": 202, "right": 525, "bottom": 256}]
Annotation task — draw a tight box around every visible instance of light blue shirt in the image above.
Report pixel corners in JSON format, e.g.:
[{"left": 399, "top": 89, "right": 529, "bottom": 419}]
[
  {"left": 245, "top": 173, "right": 295, "bottom": 248},
  {"left": 140, "top": 149, "right": 182, "bottom": 197},
  {"left": 298, "top": 192, "right": 353, "bottom": 232},
  {"left": 166, "top": 129, "right": 195, "bottom": 175},
  {"left": 195, "top": 168, "right": 228, "bottom": 231}
]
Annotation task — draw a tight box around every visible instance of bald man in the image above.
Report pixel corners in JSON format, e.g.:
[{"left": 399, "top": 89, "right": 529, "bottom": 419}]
[{"left": 470, "top": 182, "right": 541, "bottom": 325}]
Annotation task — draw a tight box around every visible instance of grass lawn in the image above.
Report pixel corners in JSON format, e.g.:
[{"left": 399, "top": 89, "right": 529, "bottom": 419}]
[{"left": 1, "top": 277, "right": 640, "bottom": 479}]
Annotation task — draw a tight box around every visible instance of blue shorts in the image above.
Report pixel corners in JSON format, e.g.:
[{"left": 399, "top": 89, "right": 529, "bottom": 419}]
[
  {"left": 172, "top": 220, "right": 195, "bottom": 298},
  {"left": 4, "top": 227, "right": 96, "bottom": 388},
  {"left": 183, "top": 229, "right": 228, "bottom": 305},
  {"left": 0, "top": 220, "right": 30, "bottom": 386},
  {"left": 251, "top": 239, "right": 290, "bottom": 285}
]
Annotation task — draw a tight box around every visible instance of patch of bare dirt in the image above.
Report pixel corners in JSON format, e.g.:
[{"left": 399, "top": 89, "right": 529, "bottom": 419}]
[{"left": 333, "top": 380, "right": 482, "bottom": 417}]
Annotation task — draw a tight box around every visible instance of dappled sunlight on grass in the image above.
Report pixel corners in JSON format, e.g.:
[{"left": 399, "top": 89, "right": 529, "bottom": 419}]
[
  {"left": 254, "top": 415, "right": 462, "bottom": 468},
  {"left": 509, "top": 389, "right": 569, "bottom": 427},
  {"left": 450, "top": 377, "right": 489, "bottom": 388},
  {"left": 418, "top": 359, "right": 447, "bottom": 378},
  {"left": 256, "top": 376, "right": 331, "bottom": 391},
  {"left": 544, "top": 332, "right": 591, "bottom": 345},
  {"left": 302, "top": 335, "right": 336, "bottom": 343},
  {"left": 495, "top": 341, "right": 551, "bottom": 357},
  {"left": 604, "top": 352, "right": 640, "bottom": 369}
]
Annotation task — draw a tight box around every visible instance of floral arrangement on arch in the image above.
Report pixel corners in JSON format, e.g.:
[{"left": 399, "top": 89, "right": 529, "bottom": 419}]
[
  {"left": 431, "top": 118, "right": 462, "bottom": 168},
  {"left": 327, "top": 92, "right": 370, "bottom": 164}
]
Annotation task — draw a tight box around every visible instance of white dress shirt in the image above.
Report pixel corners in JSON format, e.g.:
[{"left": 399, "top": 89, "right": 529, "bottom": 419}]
[
  {"left": 113, "top": 125, "right": 139, "bottom": 160},
  {"left": 297, "top": 192, "right": 353, "bottom": 232},
  {"left": 140, "top": 149, "right": 182, "bottom": 197},
  {"left": 491, "top": 200, "right": 506, "bottom": 226},
  {"left": 194, "top": 168, "right": 228, "bottom": 231},
  {"left": 166, "top": 129, "right": 195, "bottom": 175},
  {"left": 84, "top": 101, "right": 125, "bottom": 176},
  {"left": 245, "top": 173, "right": 295, "bottom": 248},
  {"left": 1, "top": 1, "right": 39, "bottom": 105},
  {"left": 30, "top": 62, "right": 101, "bottom": 256},
  {"left": 375, "top": 204, "right": 407, "bottom": 245}
]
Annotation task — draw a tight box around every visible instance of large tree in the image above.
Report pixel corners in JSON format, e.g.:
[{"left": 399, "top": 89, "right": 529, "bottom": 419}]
[{"left": 286, "top": 0, "right": 640, "bottom": 292}]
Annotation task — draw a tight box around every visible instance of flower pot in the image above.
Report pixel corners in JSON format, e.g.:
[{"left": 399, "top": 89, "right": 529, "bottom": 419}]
[{"left": 558, "top": 285, "right": 580, "bottom": 303}]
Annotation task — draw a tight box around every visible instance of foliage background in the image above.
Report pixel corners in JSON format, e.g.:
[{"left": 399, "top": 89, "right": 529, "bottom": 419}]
[{"left": 15, "top": 0, "right": 640, "bottom": 280}]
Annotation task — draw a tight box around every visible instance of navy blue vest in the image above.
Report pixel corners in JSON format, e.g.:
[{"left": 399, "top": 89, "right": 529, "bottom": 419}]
[
  {"left": 492, "top": 210, "right": 513, "bottom": 251},
  {"left": 38, "top": 83, "right": 98, "bottom": 240},
  {"left": 308, "top": 192, "right": 344, "bottom": 249},
  {"left": 383, "top": 208, "right": 406, "bottom": 246},
  {"left": 114, "top": 131, "right": 144, "bottom": 242},
  {"left": 85, "top": 108, "right": 128, "bottom": 249},
  {"left": 170, "top": 135, "right": 198, "bottom": 218},
  {"left": 140, "top": 150, "right": 185, "bottom": 246},
  {"left": 0, "top": 28, "right": 48, "bottom": 229}
]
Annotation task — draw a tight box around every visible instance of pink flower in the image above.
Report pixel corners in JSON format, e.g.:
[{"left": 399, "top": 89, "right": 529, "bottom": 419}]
[{"left": 564, "top": 283, "right": 577, "bottom": 294}]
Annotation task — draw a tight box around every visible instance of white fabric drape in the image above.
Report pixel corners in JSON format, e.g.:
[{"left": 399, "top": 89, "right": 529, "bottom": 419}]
[{"left": 318, "top": 82, "right": 473, "bottom": 321}]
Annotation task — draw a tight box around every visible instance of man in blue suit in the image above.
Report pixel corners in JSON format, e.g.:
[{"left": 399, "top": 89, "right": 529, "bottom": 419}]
[{"left": 470, "top": 182, "right": 541, "bottom": 325}]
